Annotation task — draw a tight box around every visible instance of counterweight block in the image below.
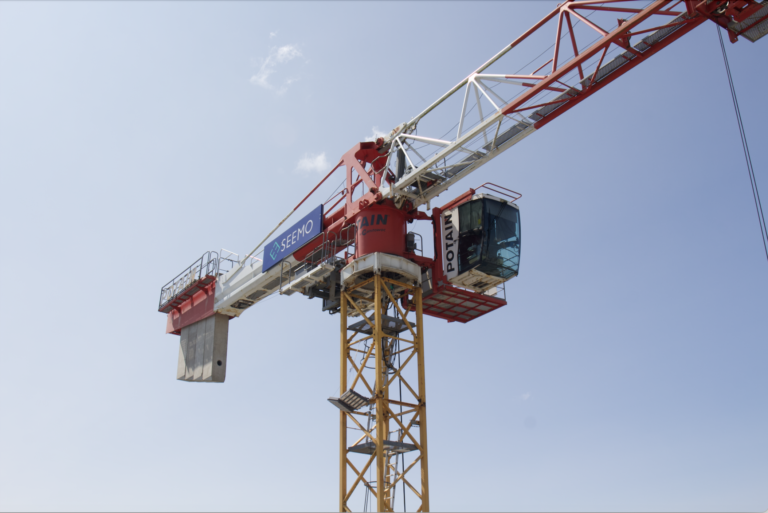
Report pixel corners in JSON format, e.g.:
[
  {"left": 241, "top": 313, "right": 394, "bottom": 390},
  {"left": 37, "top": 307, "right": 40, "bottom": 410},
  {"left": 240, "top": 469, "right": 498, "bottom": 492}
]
[{"left": 177, "top": 314, "right": 229, "bottom": 382}]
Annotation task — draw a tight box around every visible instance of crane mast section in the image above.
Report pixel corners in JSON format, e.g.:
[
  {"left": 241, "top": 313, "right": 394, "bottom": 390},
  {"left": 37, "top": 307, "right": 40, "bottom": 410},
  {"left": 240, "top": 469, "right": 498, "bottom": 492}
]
[{"left": 380, "top": 0, "right": 748, "bottom": 209}]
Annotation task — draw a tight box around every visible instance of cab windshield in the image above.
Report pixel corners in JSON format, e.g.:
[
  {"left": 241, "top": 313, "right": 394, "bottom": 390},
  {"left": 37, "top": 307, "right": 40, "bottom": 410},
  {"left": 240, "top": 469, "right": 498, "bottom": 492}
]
[{"left": 457, "top": 198, "right": 520, "bottom": 279}]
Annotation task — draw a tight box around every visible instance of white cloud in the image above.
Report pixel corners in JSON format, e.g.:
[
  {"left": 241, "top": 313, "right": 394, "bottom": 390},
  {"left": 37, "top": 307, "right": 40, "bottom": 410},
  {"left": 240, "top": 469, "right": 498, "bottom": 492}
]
[
  {"left": 365, "top": 126, "right": 388, "bottom": 142},
  {"left": 297, "top": 152, "right": 329, "bottom": 173},
  {"left": 269, "top": 31, "right": 278, "bottom": 39},
  {"left": 274, "top": 45, "right": 301, "bottom": 63},
  {"left": 250, "top": 44, "right": 302, "bottom": 94},
  {"left": 521, "top": 392, "right": 531, "bottom": 401}
]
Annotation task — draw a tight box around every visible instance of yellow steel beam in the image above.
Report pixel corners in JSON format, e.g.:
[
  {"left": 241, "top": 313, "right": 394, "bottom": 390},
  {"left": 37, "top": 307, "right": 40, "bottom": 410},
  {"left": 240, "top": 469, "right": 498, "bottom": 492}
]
[
  {"left": 349, "top": 344, "right": 375, "bottom": 393},
  {"left": 339, "top": 273, "right": 429, "bottom": 512},
  {"left": 415, "top": 286, "right": 430, "bottom": 511},
  {"left": 374, "top": 276, "right": 387, "bottom": 513},
  {"left": 340, "top": 294, "right": 348, "bottom": 513},
  {"left": 346, "top": 275, "right": 376, "bottom": 293},
  {"left": 345, "top": 455, "right": 376, "bottom": 502},
  {"left": 344, "top": 292, "right": 376, "bottom": 331},
  {"left": 385, "top": 404, "right": 422, "bottom": 451},
  {"left": 386, "top": 351, "right": 416, "bottom": 388},
  {"left": 385, "top": 454, "right": 422, "bottom": 493},
  {"left": 381, "top": 284, "right": 418, "bottom": 340}
]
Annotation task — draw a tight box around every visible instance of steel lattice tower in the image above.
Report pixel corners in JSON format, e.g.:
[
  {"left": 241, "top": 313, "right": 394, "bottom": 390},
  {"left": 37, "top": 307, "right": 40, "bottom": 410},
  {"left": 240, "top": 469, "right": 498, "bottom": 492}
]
[{"left": 339, "top": 271, "right": 430, "bottom": 512}]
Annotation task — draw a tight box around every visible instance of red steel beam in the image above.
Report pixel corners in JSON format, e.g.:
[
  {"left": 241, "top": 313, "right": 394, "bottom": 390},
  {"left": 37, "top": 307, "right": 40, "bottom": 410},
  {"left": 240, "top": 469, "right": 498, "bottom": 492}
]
[
  {"left": 534, "top": 16, "right": 706, "bottom": 129},
  {"left": 502, "top": 0, "right": 671, "bottom": 116},
  {"left": 498, "top": 0, "right": 713, "bottom": 129}
]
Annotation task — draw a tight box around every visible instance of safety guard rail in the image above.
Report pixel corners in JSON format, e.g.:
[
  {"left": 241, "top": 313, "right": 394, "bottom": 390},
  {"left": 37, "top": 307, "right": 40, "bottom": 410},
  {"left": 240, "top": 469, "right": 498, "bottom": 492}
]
[{"left": 158, "top": 251, "right": 219, "bottom": 312}]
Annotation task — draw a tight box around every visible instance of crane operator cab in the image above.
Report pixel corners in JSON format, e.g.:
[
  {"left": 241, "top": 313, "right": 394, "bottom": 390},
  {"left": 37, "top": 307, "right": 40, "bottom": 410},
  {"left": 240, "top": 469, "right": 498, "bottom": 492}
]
[{"left": 442, "top": 193, "right": 520, "bottom": 293}]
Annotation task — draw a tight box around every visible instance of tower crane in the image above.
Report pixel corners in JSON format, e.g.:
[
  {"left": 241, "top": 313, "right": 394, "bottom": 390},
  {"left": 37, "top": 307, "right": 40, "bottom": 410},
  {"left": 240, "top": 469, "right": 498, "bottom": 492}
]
[{"left": 156, "top": 1, "right": 767, "bottom": 511}]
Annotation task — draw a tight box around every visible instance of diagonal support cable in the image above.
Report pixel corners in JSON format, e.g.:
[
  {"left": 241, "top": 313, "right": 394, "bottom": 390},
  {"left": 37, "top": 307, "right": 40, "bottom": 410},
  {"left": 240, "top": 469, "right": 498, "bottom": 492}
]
[{"left": 718, "top": 26, "right": 768, "bottom": 264}]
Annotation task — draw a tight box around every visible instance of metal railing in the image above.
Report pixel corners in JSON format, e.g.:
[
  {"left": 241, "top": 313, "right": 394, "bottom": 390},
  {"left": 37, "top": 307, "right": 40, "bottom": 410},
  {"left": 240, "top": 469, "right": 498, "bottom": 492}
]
[
  {"left": 301, "top": 224, "right": 356, "bottom": 269},
  {"left": 279, "top": 225, "right": 357, "bottom": 294},
  {"left": 219, "top": 247, "right": 264, "bottom": 275},
  {"left": 476, "top": 182, "right": 522, "bottom": 202},
  {"left": 484, "top": 279, "right": 507, "bottom": 301},
  {"left": 407, "top": 231, "right": 424, "bottom": 256},
  {"left": 158, "top": 251, "right": 219, "bottom": 311},
  {"left": 218, "top": 249, "right": 240, "bottom": 275}
]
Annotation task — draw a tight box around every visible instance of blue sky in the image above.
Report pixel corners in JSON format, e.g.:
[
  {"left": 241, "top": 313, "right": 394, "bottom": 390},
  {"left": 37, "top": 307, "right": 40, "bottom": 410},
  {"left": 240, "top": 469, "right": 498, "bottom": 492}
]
[{"left": 0, "top": 1, "right": 766, "bottom": 511}]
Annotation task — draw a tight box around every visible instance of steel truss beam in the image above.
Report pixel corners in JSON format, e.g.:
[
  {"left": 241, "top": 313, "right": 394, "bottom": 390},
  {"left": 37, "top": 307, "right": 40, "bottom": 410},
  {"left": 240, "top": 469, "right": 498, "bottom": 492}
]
[
  {"left": 376, "top": 0, "right": 741, "bottom": 209},
  {"left": 340, "top": 276, "right": 429, "bottom": 512},
  {"left": 190, "top": 0, "right": 756, "bottom": 322}
]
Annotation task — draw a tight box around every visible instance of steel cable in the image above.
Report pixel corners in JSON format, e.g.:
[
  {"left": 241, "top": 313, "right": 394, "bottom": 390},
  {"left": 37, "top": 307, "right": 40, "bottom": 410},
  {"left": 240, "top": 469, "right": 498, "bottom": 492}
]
[{"left": 718, "top": 26, "right": 768, "bottom": 263}]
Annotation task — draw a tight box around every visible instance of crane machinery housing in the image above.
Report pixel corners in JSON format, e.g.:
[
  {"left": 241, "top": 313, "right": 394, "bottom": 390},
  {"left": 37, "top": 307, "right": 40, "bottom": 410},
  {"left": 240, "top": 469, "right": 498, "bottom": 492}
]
[{"left": 156, "top": 1, "right": 768, "bottom": 511}]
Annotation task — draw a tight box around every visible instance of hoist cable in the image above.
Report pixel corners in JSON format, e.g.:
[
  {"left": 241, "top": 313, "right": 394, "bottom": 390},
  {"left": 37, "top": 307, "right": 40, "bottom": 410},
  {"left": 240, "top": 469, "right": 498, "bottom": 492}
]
[
  {"left": 717, "top": 26, "right": 768, "bottom": 263},
  {"left": 324, "top": 177, "right": 347, "bottom": 204}
]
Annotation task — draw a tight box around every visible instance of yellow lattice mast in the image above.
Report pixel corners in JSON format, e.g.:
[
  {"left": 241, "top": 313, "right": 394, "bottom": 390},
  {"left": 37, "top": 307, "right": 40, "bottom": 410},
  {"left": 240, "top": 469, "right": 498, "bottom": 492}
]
[{"left": 335, "top": 256, "right": 430, "bottom": 512}]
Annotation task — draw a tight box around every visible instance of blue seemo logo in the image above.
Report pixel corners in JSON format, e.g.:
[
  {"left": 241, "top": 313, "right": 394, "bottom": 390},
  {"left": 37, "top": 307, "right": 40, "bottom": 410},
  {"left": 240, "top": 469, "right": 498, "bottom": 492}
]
[
  {"left": 269, "top": 242, "right": 281, "bottom": 260},
  {"left": 262, "top": 204, "right": 324, "bottom": 272}
]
